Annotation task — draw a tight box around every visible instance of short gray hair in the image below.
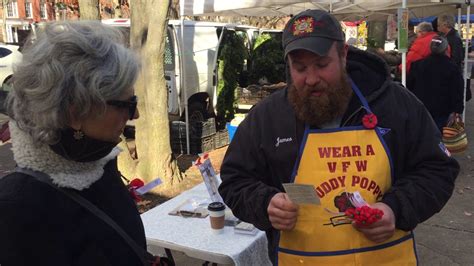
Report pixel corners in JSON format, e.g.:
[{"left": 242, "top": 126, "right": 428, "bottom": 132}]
[
  {"left": 7, "top": 21, "right": 140, "bottom": 144},
  {"left": 438, "top": 14, "right": 455, "bottom": 29},
  {"left": 416, "top": 22, "right": 433, "bottom": 33}
]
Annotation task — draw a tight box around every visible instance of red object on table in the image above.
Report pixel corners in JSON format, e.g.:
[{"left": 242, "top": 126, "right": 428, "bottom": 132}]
[{"left": 128, "top": 178, "right": 145, "bottom": 202}]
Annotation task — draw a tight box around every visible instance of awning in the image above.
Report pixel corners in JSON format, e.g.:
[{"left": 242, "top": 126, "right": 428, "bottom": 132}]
[{"left": 409, "top": 16, "right": 437, "bottom": 26}]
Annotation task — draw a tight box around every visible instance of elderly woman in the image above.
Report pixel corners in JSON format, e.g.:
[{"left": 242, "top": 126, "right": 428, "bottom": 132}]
[
  {"left": 403, "top": 22, "right": 435, "bottom": 73},
  {"left": 0, "top": 21, "right": 151, "bottom": 265}
]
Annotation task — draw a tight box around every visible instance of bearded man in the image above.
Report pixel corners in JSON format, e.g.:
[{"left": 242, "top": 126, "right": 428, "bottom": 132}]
[{"left": 219, "top": 9, "right": 459, "bottom": 265}]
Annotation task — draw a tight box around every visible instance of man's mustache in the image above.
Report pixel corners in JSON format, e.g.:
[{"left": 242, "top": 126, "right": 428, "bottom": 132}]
[{"left": 304, "top": 85, "right": 328, "bottom": 95}]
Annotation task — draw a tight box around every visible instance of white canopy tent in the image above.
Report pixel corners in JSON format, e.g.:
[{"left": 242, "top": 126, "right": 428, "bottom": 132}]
[
  {"left": 181, "top": 0, "right": 465, "bottom": 20},
  {"left": 180, "top": 0, "right": 471, "bottom": 124}
]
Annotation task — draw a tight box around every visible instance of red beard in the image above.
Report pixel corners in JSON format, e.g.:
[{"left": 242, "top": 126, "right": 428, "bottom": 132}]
[{"left": 288, "top": 68, "right": 352, "bottom": 127}]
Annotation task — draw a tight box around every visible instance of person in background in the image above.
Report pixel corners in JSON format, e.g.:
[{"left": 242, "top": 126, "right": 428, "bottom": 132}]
[
  {"left": 368, "top": 47, "right": 402, "bottom": 66},
  {"left": 402, "top": 22, "right": 440, "bottom": 73},
  {"left": 438, "top": 13, "right": 471, "bottom": 102},
  {"left": 367, "top": 47, "right": 401, "bottom": 80},
  {"left": 407, "top": 24, "right": 417, "bottom": 49},
  {"left": 0, "top": 21, "right": 151, "bottom": 265},
  {"left": 219, "top": 9, "right": 459, "bottom": 265},
  {"left": 438, "top": 14, "right": 464, "bottom": 68},
  {"left": 395, "top": 24, "right": 416, "bottom": 50},
  {"left": 407, "top": 35, "right": 464, "bottom": 132}
]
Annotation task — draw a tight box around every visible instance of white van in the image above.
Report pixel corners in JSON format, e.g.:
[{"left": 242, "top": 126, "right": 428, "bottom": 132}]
[
  {"left": 103, "top": 19, "right": 258, "bottom": 124},
  {"left": 0, "top": 44, "right": 22, "bottom": 113}
]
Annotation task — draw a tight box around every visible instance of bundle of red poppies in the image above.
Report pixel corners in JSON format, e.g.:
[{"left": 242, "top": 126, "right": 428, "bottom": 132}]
[{"left": 345, "top": 206, "right": 384, "bottom": 225}]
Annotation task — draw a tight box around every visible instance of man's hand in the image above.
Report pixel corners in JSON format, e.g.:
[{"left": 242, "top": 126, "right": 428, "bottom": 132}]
[
  {"left": 267, "top": 193, "right": 299, "bottom": 231},
  {"left": 352, "top": 202, "right": 396, "bottom": 243}
]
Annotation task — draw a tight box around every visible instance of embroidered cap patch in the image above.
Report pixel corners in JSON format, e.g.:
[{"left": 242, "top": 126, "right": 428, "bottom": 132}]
[{"left": 292, "top": 16, "right": 315, "bottom": 36}]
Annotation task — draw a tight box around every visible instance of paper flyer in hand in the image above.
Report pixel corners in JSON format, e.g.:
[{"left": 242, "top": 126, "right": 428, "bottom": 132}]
[
  {"left": 282, "top": 183, "right": 320, "bottom": 205},
  {"left": 194, "top": 154, "right": 223, "bottom": 203}
]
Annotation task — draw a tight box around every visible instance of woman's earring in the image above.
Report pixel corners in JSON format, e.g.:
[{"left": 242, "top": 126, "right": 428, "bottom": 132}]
[{"left": 73, "top": 130, "right": 84, "bottom": 140}]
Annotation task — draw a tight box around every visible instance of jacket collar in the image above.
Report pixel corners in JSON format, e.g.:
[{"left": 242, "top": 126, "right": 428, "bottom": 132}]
[
  {"left": 346, "top": 46, "right": 391, "bottom": 103},
  {"left": 344, "top": 47, "right": 393, "bottom": 124},
  {"left": 446, "top": 28, "right": 459, "bottom": 37},
  {"left": 9, "top": 121, "right": 121, "bottom": 190}
]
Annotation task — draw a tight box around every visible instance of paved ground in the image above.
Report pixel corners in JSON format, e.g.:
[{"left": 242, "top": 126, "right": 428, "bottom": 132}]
[
  {"left": 414, "top": 99, "right": 474, "bottom": 265},
  {"left": 0, "top": 99, "right": 473, "bottom": 264}
]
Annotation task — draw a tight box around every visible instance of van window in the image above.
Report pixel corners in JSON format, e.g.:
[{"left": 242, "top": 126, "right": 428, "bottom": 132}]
[
  {"left": 164, "top": 28, "right": 175, "bottom": 70},
  {"left": 235, "top": 30, "right": 251, "bottom": 51},
  {"left": 0, "top": 47, "right": 12, "bottom": 58}
]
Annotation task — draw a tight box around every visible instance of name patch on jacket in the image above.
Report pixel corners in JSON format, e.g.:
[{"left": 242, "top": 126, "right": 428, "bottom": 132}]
[{"left": 275, "top": 137, "right": 293, "bottom": 147}]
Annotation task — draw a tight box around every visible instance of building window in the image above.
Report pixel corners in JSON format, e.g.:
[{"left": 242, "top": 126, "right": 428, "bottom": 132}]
[
  {"left": 40, "top": 1, "right": 48, "bottom": 19},
  {"left": 6, "top": 0, "right": 19, "bottom": 18},
  {"left": 25, "top": 1, "right": 33, "bottom": 18}
]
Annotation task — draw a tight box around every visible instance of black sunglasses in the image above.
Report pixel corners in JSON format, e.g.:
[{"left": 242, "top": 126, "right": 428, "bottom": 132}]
[{"left": 106, "top": 96, "right": 138, "bottom": 119}]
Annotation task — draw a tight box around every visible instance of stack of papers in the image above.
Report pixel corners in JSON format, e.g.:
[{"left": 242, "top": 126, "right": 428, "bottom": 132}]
[
  {"left": 234, "top": 222, "right": 258, "bottom": 236},
  {"left": 168, "top": 197, "right": 210, "bottom": 218}
]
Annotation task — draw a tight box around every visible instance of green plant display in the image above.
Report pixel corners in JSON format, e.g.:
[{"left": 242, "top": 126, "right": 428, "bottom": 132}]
[
  {"left": 366, "top": 37, "right": 380, "bottom": 48},
  {"left": 216, "top": 30, "right": 247, "bottom": 124},
  {"left": 253, "top": 34, "right": 272, "bottom": 50},
  {"left": 248, "top": 33, "right": 285, "bottom": 84}
]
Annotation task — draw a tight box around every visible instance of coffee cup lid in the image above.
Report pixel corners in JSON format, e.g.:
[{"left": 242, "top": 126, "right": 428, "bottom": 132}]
[{"left": 208, "top": 202, "right": 225, "bottom": 211}]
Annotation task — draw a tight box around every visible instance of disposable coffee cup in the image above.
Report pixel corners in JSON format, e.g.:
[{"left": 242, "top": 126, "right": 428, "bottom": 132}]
[{"left": 208, "top": 202, "right": 225, "bottom": 233}]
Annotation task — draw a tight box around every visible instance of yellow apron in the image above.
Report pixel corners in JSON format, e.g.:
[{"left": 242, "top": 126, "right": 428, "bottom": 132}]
[{"left": 277, "top": 81, "right": 417, "bottom": 265}]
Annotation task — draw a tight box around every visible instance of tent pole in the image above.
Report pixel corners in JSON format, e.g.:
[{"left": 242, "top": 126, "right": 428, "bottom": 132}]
[
  {"left": 401, "top": 0, "right": 407, "bottom": 86},
  {"left": 179, "top": 1, "right": 190, "bottom": 154},
  {"left": 458, "top": 6, "right": 462, "bottom": 31},
  {"left": 464, "top": 2, "right": 471, "bottom": 121}
]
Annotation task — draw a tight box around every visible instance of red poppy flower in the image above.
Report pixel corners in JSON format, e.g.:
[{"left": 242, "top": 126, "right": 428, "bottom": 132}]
[
  {"left": 128, "top": 178, "right": 144, "bottom": 202},
  {"left": 345, "top": 206, "right": 384, "bottom": 226},
  {"left": 129, "top": 178, "right": 144, "bottom": 189},
  {"left": 362, "top": 113, "right": 378, "bottom": 129}
]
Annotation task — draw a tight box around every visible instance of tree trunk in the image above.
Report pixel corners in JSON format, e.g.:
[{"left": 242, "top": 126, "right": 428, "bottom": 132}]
[
  {"left": 168, "top": 0, "right": 179, "bottom": 19},
  {"left": 78, "top": 0, "right": 100, "bottom": 20},
  {"left": 121, "top": 0, "right": 183, "bottom": 197}
]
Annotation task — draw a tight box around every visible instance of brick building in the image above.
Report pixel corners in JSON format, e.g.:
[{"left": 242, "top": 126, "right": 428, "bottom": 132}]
[
  {"left": 3, "top": 0, "right": 55, "bottom": 43},
  {"left": 1, "top": 0, "right": 127, "bottom": 44},
  {"left": 0, "top": 3, "right": 5, "bottom": 42}
]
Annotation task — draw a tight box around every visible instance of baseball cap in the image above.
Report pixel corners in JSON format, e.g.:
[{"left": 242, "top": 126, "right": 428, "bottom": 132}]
[
  {"left": 283, "top": 9, "right": 344, "bottom": 58},
  {"left": 430, "top": 35, "right": 448, "bottom": 55}
]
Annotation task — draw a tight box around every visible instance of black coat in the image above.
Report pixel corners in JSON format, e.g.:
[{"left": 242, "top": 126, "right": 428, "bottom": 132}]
[
  {"left": 219, "top": 47, "right": 459, "bottom": 261},
  {"left": 407, "top": 54, "right": 464, "bottom": 118},
  {"left": 445, "top": 28, "right": 464, "bottom": 69},
  {"left": 0, "top": 159, "right": 146, "bottom": 266},
  {"left": 446, "top": 28, "right": 473, "bottom": 102}
]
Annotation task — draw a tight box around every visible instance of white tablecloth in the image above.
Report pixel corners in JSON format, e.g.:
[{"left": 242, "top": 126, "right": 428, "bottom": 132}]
[{"left": 141, "top": 183, "right": 272, "bottom": 266}]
